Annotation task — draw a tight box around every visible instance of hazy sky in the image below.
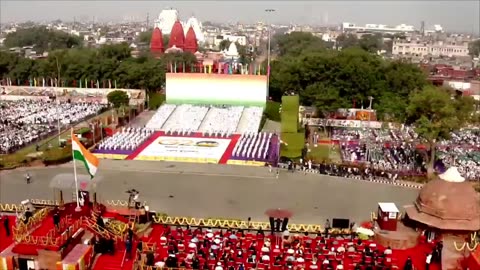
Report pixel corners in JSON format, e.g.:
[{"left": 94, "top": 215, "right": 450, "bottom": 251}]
[{"left": 1, "top": 1, "right": 479, "bottom": 33}]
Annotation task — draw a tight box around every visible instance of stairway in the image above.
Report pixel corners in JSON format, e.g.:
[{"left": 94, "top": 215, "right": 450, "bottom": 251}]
[{"left": 92, "top": 244, "right": 134, "bottom": 270}]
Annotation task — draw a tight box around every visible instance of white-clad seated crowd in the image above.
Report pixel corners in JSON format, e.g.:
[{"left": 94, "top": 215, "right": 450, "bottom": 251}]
[
  {"left": 236, "top": 106, "right": 263, "bottom": 133},
  {"left": 0, "top": 100, "right": 105, "bottom": 154},
  {"left": 97, "top": 127, "right": 154, "bottom": 151},
  {"left": 232, "top": 132, "right": 273, "bottom": 160},
  {"left": 199, "top": 106, "right": 243, "bottom": 137},
  {"left": 145, "top": 104, "right": 177, "bottom": 130},
  {"left": 162, "top": 104, "right": 209, "bottom": 135}
]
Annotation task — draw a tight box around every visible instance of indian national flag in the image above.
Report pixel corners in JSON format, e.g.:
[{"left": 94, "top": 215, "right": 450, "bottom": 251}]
[{"left": 72, "top": 132, "right": 99, "bottom": 178}]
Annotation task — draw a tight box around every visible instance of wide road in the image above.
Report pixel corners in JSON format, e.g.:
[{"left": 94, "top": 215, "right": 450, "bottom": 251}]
[{"left": 0, "top": 160, "right": 418, "bottom": 224}]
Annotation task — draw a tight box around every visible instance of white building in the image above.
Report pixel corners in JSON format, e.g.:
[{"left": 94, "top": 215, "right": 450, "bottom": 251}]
[
  {"left": 342, "top": 22, "right": 415, "bottom": 33},
  {"left": 184, "top": 16, "right": 204, "bottom": 42},
  {"left": 214, "top": 34, "right": 247, "bottom": 47},
  {"left": 154, "top": 9, "right": 179, "bottom": 35},
  {"left": 392, "top": 40, "right": 469, "bottom": 58}
]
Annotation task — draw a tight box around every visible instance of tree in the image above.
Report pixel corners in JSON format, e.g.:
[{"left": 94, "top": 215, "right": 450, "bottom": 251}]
[
  {"left": 273, "top": 32, "right": 327, "bottom": 57},
  {"left": 335, "top": 33, "right": 358, "bottom": 49},
  {"left": 269, "top": 46, "right": 427, "bottom": 117},
  {"left": 336, "top": 33, "right": 384, "bottom": 53},
  {"left": 406, "top": 86, "right": 475, "bottom": 177},
  {"left": 138, "top": 30, "right": 153, "bottom": 44},
  {"left": 107, "top": 90, "right": 130, "bottom": 108},
  {"left": 4, "top": 26, "right": 82, "bottom": 53},
  {"left": 219, "top": 39, "right": 231, "bottom": 51},
  {"left": 469, "top": 39, "right": 480, "bottom": 57}
]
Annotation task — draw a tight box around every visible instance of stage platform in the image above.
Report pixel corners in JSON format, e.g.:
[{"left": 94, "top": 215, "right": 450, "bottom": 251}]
[{"left": 93, "top": 131, "right": 273, "bottom": 166}]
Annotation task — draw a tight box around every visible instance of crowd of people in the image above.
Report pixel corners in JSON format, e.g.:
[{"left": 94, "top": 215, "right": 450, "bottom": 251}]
[
  {"left": 0, "top": 100, "right": 106, "bottom": 154},
  {"left": 328, "top": 127, "right": 480, "bottom": 181},
  {"left": 232, "top": 133, "right": 275, "bottom": 160},
  {"left": 145, "top": 104, "right": 264, "bottom": 135},
  {"left": 135, "top": 225, "right": 440, "bottom": 270},
  {"left": 96, "top": 127, "right": 155, "bottom": 152}
]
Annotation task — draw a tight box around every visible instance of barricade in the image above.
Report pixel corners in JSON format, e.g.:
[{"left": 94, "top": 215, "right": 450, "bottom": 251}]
[
  {"left": 149, "top": 215, "right": 350, "bottom": 235},
  {"left": 13, "top": 208, "right": 50, "bottom": 241}
]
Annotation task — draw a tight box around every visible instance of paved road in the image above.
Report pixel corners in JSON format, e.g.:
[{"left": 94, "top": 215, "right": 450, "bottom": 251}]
[{"left": 0, "top": 160, "right": 418, "bottom": 224}]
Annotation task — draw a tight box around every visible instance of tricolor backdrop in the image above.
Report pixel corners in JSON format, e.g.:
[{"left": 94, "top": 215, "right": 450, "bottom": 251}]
[{"left": 166, "top": 73, "right": 267, "bottom": 107}]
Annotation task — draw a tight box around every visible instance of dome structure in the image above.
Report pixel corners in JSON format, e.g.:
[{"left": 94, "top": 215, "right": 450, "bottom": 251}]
[
  {"left": 404, "top": 167, "right": 480, "bottom": 231},
  {"left": 184, "top": 26, "right": 198, "bottom": 53},
  {"left": 168, "top": 21, "right": 185, "bottom": 50},
  {"left": 154, "top": 9, "right": 179, "bottom": 35},
  {"left": 224, "top": 42, "right": 239, "bottom": 60},
  {"left": 184, "top": 16, "right": 204, "bottom": 42},
  {"left": 165, "top": 45, "right": 183, "bottom": 54},
  {"left": 150, "top": 27, "right": 164, "bottom": 54}
]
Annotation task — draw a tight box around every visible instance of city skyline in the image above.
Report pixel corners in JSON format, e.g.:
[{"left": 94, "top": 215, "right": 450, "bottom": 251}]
[{"left": 1, "top": 1, "right": 479, "bottom": 34}]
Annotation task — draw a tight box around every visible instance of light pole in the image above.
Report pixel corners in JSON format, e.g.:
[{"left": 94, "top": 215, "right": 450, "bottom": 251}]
[
  {"left": 265, "top": 8, "right": 275, "bottom": 99},
  {"left": 366, "top": 96, "right": 374, "bottom": 163},
  {"left": 55, "top": 55, "right": 62, "bottom": 147}
]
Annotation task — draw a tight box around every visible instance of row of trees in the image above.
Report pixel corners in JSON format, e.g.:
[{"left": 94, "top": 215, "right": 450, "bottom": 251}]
[
  {"left": 269, "top": 32, "right": 428, "bottom": 122},
  {"left": 3, "top": 27, "right": 82, "bottom": 53},
  {"left": 271, "top": 32, "right": 478, "bottom": 177},
  {"left": 0, "top": 43, "right": 199, "bottom": 91}
]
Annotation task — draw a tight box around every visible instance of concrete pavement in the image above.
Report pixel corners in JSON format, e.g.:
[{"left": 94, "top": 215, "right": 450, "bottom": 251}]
[{"left": 0, "top": 160, "right": 418, "bottom": 224}]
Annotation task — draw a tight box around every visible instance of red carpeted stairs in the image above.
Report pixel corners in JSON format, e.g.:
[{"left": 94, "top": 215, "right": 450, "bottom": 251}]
[
  {"left": 219, "top": 134, "right": 240, "bottom": 164},
  {"left": 92, "top": 242, "right": 135, "bottom": 270}
]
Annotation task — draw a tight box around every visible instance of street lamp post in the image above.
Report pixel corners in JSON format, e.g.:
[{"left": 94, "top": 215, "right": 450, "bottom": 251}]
[
  {"left": 265, "top": 9, "right": 275, "bottom": 99},
  {"left": 55, "top": 56, "right": 62, "bottom": 147}
]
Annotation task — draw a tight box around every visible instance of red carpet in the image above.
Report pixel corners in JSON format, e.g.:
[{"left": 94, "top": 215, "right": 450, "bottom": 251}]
[
  {"left": 126, "top": 131, "right": 164, "bottom": 160},
  {"left": 0, "top": 216, "right": 16, "bottom": 253},
  {"left": 102, "top": 212, "right": 129, "bottom": 224},
  {"left": 11, "top": 215, "right": 76, "bottom": 255},
  {"left": 136, "top": 225, "right": 449, "bottom": 270},
  {"left": 92, "top": 242, "right": 134, "bottom": 270},
  {"left": 219, "top": 134, "right": 241, "bottom": 164},
  {"left": 393, "top": 243, "right": 442, "bottom": 270}
]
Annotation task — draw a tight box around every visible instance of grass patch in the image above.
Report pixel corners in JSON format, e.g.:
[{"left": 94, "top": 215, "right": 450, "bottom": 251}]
[
  {"left": 148, "top": 92, "right": 166, "bottom": 109},
  {"left": 265, "top": 101, "right": 281, "bottom": 121},
  {"left": 280, "top": 132, "right": 305, "bottom": 159},
  {"left": 281, "top": 95, "right": 299, "bottom": 133},
  {"left": 307, "top": 144, "right": 341, "bottom": 163}
]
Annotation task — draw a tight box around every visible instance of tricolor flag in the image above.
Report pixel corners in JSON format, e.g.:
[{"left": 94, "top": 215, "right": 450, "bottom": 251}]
[{"left": 71, "top": 131, "right": 99, "bottom": 178}]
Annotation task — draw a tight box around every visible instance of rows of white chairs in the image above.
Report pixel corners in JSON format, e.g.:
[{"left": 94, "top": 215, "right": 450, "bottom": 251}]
[
  {"left": 232, "top": 132, "right": 273, "bottom": 160},
  {"left": 236, "top": 107, "right": 263, "bottom": 133},
  {"left": 97, "top": 127, "right": 154, "bottom": 151},
  {"left": 161, "top": 105, "right": 209, "bottom": 134},
  {"left": 199, "top": 106, "right": 243, "bottom": 136},
  {"left": 145, "top": 104, "right": 177, "bottom": 130}
]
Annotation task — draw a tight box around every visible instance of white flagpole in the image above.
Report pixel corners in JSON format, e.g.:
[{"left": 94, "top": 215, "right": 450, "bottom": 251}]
[{"left": 71, "top": 129, "right": 81, "bottom": 211}]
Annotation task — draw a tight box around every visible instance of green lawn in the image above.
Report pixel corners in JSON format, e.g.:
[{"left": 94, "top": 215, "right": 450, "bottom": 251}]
[
  {"left": 281, "top": 95, "right": 299, "bottom": 133},
  {"left": 280, "top": 132, "right": 305, "bottom": 159},
  {"left": 307, "top": 144, "right": 342, "bottom": 163}
]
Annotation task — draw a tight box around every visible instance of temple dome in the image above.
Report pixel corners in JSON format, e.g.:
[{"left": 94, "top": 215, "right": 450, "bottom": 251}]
[
  {"left": 224, "top": 42, "right": 239, "bottom": 58},
  {"left": 405, "top": 167, "right": 480, "bottom": 231},
  {"left": 154, "top": 9, "right": 179, "bottom": 35},
  {"left": 185, "top": 16, "right": 204, "bottom": 42},
  {"left": 184, "top": 26, "right": 198, "bottom": 53},
  {"left": 150, "top": 27, "right": 164, "bottom": 54},
  {"left": 168, "top": 21, "right": 185, "bottom": 50}
]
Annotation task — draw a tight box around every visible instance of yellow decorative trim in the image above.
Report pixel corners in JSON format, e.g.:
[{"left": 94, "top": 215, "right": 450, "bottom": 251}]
[{"left": 148, "top": 215, "right": 350, "bottom": 234}]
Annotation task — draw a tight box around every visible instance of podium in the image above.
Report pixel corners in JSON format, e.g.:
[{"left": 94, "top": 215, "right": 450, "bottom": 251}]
[{"left": 377, "top": 202, "right": 399, "bottom": 231}]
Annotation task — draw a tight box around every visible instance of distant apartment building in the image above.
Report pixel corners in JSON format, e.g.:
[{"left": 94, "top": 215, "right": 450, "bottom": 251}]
[
  {"left": 341, "top": 22, "right": 415, "bottom": 34},
  {"left": 392, "top": 40, "right": 469, "bottom": 58}
]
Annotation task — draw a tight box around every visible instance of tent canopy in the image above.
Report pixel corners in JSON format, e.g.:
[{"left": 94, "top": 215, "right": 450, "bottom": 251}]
[{"left": 49, "top": 173, "right": 103, "bottom": 191}]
